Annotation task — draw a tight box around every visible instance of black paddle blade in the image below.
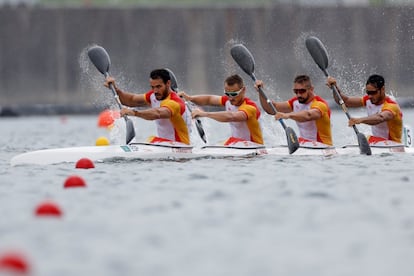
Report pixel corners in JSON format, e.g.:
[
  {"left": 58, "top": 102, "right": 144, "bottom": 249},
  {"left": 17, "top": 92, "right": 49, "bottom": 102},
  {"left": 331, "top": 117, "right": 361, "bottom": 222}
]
[
  {"left": 285, "top": 127, "right": 300, "bottom": 154},
  {"left": 87, "top": 45, "right": 111, "bottom": 75},
  {"left": 195, "top": 119, "right": 207, "bottom": 143},
  {"left": 125, "top": 117, "right": 136, "bottom": 144},
  {"left": 357, "top": 132, "right": 372, "bottom": 155},
  {"left": 165, "top": 68, "right": 178, "bottom": 92},
  {"left": 230, "top": 44, "right": 255, "bottom": 76},
  {"left": 305, "top": 36, "right": 329, "bottom": 73}
]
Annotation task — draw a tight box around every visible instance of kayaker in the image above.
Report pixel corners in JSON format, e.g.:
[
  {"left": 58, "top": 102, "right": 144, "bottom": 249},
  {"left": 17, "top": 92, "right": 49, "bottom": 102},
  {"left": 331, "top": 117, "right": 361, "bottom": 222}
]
[
  {"left": 179, "top": 74, "right": 264, "bottom": 145},
  {"left": 326, "top": 74, "right": 403, "bottom": 144},
  {"left": 104, "top": 69, "right": 191, "bottom": 145},
  {"left": 255, "top": 75, "right": 333, "bottom": 146}
]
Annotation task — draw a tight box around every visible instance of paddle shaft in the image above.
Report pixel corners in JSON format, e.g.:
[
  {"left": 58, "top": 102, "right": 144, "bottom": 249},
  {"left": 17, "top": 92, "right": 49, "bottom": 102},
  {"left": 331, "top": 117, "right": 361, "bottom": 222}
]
[
  {"left": 249, "top": 73, "right": 288, "bottom": 130},
  {"left": 185, "top": 102, "right": 202, "bottom": 126},
  {"left": 184, "top": 97, "right": 207, "bottom": 143},
  {"left": 320, "top": 69, "right": 361, "bottom": 134},
  {"left": 104, "top": 72, "right": 131, "bottom": 123}
]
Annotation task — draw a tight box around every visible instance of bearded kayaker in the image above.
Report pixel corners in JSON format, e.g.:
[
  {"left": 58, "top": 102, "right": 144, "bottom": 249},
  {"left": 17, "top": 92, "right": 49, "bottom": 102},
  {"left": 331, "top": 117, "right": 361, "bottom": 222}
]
[
  {"left": 179, "top": 74, "right": 264, "bottom": 145},
  {"left": 326, "top": 74, "right": 403, "bottom": 144},
  {"left": 255, "top": 75, "right": 333, "bottom": 146},
  {"left": 104, "top": 69, "right": 191, "bottom": 145}
]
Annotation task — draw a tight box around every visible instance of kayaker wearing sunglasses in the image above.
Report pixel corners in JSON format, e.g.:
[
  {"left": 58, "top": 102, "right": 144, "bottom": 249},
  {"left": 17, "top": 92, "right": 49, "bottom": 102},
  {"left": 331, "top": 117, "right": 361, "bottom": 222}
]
[
  {"left": 327, "top": 74, "right": 403, "bottom": 144},
  {"left": 255, "top": 75, "right": 333, "bottom": 146},
  {"left": 179, "top": 74, "right": 264, "bottom": 145}
]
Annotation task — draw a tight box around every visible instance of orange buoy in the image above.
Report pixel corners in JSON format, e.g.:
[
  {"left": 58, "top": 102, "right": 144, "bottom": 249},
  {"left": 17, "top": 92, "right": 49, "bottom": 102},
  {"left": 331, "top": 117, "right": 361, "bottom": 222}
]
[
  {"left": 34, "top": 201, "right": 63, "bottom": 217},
  {"left": 75, "top": 158, "right": 95, "bottom": 169},
  {"left": 0, "top": 251, "right": 30, "bottom": 274},
  {"left": 97, "top": 109, "right": 120, "bottom": 128},
  {"left": 63, "top": 175, "right": 87, "bottom": 188}
]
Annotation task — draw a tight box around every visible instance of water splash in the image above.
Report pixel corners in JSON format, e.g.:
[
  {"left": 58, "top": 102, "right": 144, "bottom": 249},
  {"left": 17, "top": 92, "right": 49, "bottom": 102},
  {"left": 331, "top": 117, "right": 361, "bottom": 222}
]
[
  {"left": 223, "top": 38, "right": 244, "bottom": 76},
  {"left": 293, "top": 32, "right": 370, "bottom": 97},
  {"left": 261, "top": 115, "right": 288, "bottom": 146}
]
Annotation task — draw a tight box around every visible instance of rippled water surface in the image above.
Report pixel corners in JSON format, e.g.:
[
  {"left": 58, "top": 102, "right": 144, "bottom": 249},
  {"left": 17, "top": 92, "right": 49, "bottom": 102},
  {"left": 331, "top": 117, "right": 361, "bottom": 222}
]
[{"left": 1, "top": 110, "right": 414, "bottom": 276}]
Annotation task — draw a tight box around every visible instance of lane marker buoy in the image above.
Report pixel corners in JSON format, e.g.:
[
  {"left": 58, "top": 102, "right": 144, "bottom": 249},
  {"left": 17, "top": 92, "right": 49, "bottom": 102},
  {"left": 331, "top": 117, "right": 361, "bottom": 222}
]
[
  {"left": 64, "top": 175, "right": 87, "bottom": 188},
  {"left": 34, "top": 201, "right": 63, "bottom": 217},
  {"left": 0, "top": 251, "right": 30, "bottom": 274},
  {"left": 75, "top": 158, "right": 95, "bottom": 169}
]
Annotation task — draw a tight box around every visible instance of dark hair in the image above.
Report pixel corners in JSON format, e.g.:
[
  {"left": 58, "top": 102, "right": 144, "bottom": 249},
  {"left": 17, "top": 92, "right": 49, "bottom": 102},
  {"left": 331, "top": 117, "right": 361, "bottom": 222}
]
[
  {"left": 366, "top": 74, "right": 385, "bottom": 89},
  {"left": 294, "top": 75, "right": 312, "bottom": 87},
  {"left": 150, "top": 69, "right": 171, "bottom": 84},
  {"left": 225, "top": 74, "right": 244, "bottom": 88}
]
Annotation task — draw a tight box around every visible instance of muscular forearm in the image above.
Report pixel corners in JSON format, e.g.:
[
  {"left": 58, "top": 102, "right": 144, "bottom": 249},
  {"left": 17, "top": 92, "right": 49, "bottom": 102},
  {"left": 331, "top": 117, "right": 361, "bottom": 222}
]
[
  {"left": 114, "top": 87, "right": 135, "bottom": 106},
  {"left": 187, "top": 95, "right": 217, "bottom": 106},
  {"left": 280, "top": 110, "right": 318, "bottom": 122},
  {"left": 132, "top": 109, "right": 163, "bottom": 120},
  {"left": 290, "top": 110, "right": 315, "bottom": 122},
  {"left": 356, "top": 113, "right": 388, "bottom": 125},
  {"left": 198, "top": 111, "right": 242, "bottom": 122},
  {"left": 115, "top": 87, "right": 147, "bottom": 107}
]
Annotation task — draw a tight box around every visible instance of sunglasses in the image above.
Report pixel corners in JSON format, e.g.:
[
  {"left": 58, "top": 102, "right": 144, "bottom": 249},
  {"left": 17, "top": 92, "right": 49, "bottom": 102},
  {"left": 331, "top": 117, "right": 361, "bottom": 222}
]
[
  {"left": 366, "top": 89, "right": 379, "bottom": 96},
  {"left": 224, "top": 87, "right": 243, "bottom": 97},
  {"left": 293, "top": 88, "right": 307, "bottom": 94}
]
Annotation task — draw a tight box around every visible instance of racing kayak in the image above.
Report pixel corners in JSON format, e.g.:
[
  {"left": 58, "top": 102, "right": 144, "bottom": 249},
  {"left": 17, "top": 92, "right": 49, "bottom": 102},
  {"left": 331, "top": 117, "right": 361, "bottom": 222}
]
[
  {"left": 10, "top": 140, "right": 413, "bottom": 166},
  {"left": 10, "top": 141, "right": 268, "bottom": 166}
]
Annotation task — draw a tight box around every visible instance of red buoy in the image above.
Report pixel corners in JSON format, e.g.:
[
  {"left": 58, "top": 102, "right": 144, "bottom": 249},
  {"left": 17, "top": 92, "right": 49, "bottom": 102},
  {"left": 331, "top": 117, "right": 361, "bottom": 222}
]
[
  {"left": 63, "top": 175, "right": 87, "bottom": 188},
  {"left": 0, "top": 251, "right": 30, "bottom": 274},
  {"left": 34, "top": 201, "right": 63, "bottom": 217},
  {"left": 75, "top": 158, "right": 95, "bottom": 169}
]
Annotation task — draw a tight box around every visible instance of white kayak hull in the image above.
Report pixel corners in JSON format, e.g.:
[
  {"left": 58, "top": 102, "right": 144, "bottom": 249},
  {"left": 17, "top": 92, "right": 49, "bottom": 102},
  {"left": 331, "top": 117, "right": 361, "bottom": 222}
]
[{"left": 10, "top": 141, "right": 414, "bottom": 166}]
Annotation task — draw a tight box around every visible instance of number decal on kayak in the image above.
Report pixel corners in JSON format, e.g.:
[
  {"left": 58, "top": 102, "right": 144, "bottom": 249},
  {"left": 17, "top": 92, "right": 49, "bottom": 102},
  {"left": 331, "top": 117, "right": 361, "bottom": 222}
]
[{"left": 404, "top": 125, "right": 412, "bottom": 147}]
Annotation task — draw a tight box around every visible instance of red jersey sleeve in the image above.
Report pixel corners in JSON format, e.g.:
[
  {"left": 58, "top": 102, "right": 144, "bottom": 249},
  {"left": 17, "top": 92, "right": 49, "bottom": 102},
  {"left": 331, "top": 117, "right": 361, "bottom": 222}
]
[
  {"left": 287, "top": 97, "right": 297, "bottom": 110},
  {"left": 362, "top": 95, "right": 369, "bottom": 106},
  {"left": 144, "top": 90, "right": 154, "bottom": 104}
]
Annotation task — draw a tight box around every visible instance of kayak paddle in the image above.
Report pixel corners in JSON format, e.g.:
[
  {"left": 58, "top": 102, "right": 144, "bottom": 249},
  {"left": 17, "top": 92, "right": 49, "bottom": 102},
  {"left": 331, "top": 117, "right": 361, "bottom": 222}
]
[
  {"left": 165, "top": 68, "right": 207, "bottom": 144},
  {"left": 230, "top": 44, "right": 300, "bottom": 154},
  {"left": 305, "top": 36, "right": 371, "bottom": 155},
  {"left": 87, "top": 45, "right": 135, "bottom": 145}
]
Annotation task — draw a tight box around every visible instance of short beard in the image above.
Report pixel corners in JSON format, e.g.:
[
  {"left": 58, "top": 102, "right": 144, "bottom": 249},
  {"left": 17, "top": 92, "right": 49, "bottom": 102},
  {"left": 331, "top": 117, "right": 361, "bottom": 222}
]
[
  {"left": 156, "top": 89, "right": 168, "bottom": 100},
  {"left": 297, "top": 96, "right": 307, "bottom": 104}
]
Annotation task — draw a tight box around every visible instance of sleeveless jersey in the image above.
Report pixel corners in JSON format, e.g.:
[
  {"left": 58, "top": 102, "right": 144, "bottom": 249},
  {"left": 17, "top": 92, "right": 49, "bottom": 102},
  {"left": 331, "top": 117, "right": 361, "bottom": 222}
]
[
  {"left": 362, "top": 95, "right": 403, "bottom": 143},
  {"left": 220, "top": 96, "right": 264, "bottom": 144},
  {"left": 144, "top": 91, "right": 190, "bottom": 144},
  {"left": 287, "top": 95, "right": 332, "bottom": 146}
]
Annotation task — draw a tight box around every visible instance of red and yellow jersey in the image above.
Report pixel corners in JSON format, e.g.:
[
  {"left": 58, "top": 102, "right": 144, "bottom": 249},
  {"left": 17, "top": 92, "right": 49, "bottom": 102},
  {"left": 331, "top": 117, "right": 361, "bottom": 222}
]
[
  {"left": 144, "top": 91, "right": 190, "bottom": 144},
  {"left": 220, "top": 96, "right": 264, "bottom": 144},
  {"left": 362, "top": 95, "right": 403, "bottom": 143},
  {"left": 288, "top": 95, "right": 332, "bottom": 146}
]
